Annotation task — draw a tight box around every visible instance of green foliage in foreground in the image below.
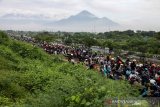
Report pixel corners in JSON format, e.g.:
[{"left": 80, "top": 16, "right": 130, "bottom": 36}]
[{"left": 0, "top": 31, "right": 143, "bottom": 107}]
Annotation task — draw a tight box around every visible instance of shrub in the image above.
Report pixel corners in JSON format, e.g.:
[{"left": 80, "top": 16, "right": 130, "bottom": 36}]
[{"left": 0, "top": 31, "right": 10, "bottom": 45}]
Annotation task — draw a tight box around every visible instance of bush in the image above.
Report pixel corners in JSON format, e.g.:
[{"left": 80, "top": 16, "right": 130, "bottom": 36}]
[
  {"left": 0, "top": 31, "right": 10, "bottom": 45},
  {"left": 10, "top": 41, "right": 49, "bottom": 60},
  {"left": 0, "top": 71, "right": 27, "bottom": 100}
]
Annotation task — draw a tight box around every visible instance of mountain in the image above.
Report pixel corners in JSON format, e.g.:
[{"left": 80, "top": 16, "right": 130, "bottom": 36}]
[
  {"left": 0, "top": 10, "right": 120, "bottom": 32},
  {"left": 49, "top": 10, "right": 120, "bottom": 32}
]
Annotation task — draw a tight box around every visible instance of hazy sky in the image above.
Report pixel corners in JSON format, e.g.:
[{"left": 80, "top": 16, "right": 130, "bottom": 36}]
[{"left": 0, "top": 0, "right": 160, "bottom": 31}]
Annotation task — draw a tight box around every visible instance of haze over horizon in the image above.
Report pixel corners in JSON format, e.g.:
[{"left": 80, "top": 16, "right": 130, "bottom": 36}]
[{"left": 0, "top": 0, "right": 160, "bottom": 32}]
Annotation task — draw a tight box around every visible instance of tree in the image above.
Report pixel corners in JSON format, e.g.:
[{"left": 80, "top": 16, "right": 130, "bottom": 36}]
[
  {"left": 64, "top": 37, "right": 72, "bottom": 45},
  {"left": 155, "top": 32, "right": 160, "bottom": 40},
  {"left": 82, "top": 37, "right": 98, "bottom": 47},
  {"left": 123, "top": 30, "right": 135, "bottom": 36}
]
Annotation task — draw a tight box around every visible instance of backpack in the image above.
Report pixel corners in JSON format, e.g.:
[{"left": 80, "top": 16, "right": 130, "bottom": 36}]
[{"left": 126, "top": 70, "right": 131, "bottom": 75}]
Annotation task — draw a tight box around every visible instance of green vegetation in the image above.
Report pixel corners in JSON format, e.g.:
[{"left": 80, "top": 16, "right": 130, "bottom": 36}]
[
  {"left": 33, "top": 30, "right": 160, "bottom": 55},
  {"left": 33, "top": 32, "right": 57, "bottom": 42},
  {"left": 0, "top": 31, "right": 146, "bottom": 107}
]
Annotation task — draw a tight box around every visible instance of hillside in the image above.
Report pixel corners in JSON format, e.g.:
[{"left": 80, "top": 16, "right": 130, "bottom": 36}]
[{"left": 0, "top": 31, "right": 145, "bottom": 107}]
